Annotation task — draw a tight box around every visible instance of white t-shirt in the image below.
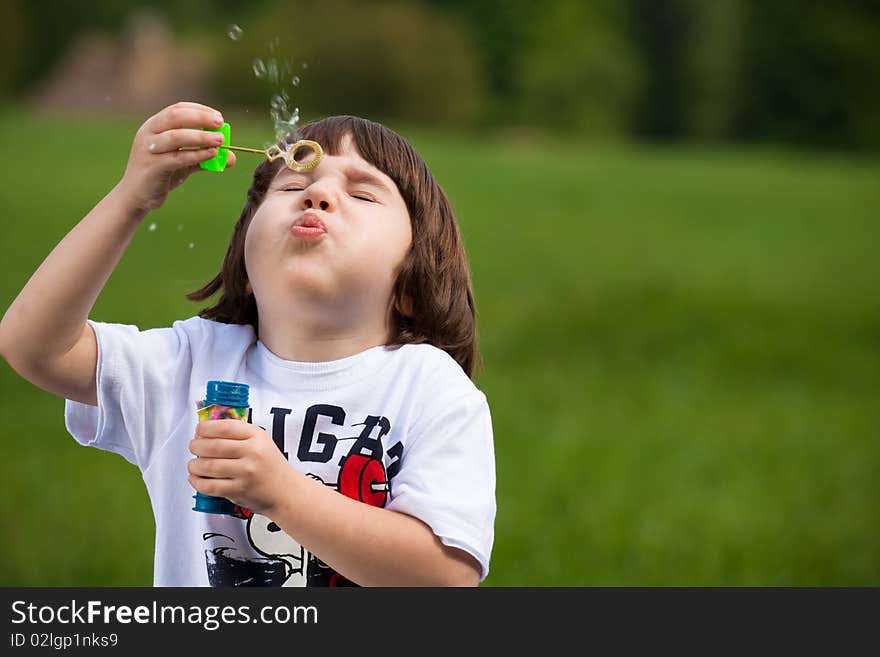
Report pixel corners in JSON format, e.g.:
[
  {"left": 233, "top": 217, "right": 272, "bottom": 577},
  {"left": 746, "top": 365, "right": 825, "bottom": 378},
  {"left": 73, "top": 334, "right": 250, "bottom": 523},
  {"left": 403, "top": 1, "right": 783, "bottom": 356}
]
[{"left": 64, "top": 317, "right": 495, "bottom": 586}]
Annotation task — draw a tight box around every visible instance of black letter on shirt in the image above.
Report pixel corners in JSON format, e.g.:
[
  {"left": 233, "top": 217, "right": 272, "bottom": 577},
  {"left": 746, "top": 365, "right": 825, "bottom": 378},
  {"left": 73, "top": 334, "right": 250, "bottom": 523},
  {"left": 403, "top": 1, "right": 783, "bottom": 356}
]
[
  {"left": 345, "top": 415, "right": 391, "bottom": 462},
  {"left": 268, "top": 407, "right": 292, "bottom": 460},
  {"left": 386, "top": 441, "right": 403, "bottom": 480},
  {"left": 299, "top": 404, "right": 345, "bottom": 463}
]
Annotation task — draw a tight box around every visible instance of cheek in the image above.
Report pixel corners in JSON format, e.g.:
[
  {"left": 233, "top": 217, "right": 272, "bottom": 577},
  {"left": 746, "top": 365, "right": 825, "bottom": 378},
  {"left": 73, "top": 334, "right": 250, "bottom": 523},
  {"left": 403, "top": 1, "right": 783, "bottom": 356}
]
[
  {"left": 355, "top": 215, "right": 411, "bottom": 276},
  {"left": 243, "top": 215, "right": 266, "bottom": 283},
  {"left": 391, "top": 214, "right": 413, "bottom": 267},
  {"left": 369, "top": 213, "right": 412, "bottom": 288},
  {"left": 243, "top": 225, "right": 255, "bottom": 273}
]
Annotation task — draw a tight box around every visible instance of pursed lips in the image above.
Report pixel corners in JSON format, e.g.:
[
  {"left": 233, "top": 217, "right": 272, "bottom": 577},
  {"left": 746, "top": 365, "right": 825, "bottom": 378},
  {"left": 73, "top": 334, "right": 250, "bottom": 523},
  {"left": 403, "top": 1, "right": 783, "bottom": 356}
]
[{"left": 290, "top": 212, "right": 327, "bottom": 238}]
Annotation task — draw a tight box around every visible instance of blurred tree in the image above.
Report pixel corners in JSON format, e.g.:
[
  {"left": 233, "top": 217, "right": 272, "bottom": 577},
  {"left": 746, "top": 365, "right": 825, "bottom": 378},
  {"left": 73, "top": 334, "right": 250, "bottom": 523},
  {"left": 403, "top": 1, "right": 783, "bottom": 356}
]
[
  {"left": 9, "top": 0, "right": 880, "bottom": 149},
  {"left": 431, "top": 0, "right": 642, "bottom": 134},
  {"left": 629, "top": 0, "right": 693, "bottom": 140},
  {"left": 736, "top": 0, "right": 880, "bottom": 150},
  {"left": 0, "top": 0, "right": 28, "bottom": 98},
  {"left": 9, "top": 0, "right": 126, "bottom": 98},
  {"left": 211, "top": 0, "right": 487, "bottom": 127},
  {"left": 422, "top": 0, "right": 536, "bottom": 125},
  {"left": 12, "top": 0, "right": 272, "bottom": 100},
  {"left": 683, "top": 0, "right": 743, "bottom": 141},
  {"left": 513, "top": 0, "right": 642, "bottom": 135}
]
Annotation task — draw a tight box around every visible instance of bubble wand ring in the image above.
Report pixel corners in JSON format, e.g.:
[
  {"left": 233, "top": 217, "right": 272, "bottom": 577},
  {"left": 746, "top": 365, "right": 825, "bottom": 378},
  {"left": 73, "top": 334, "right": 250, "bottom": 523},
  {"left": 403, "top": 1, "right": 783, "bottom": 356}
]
[
  {"left": 200, "top": 122, "right": 323, "bottom": 172},
  {"left": 264, "top": 140, "right": 323, "bottom": 171}
]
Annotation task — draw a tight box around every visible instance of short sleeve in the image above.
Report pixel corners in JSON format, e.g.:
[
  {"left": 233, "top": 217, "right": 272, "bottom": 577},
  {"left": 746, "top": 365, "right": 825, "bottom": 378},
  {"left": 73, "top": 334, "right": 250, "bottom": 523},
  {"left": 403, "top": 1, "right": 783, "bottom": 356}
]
[
  {"left": 386, "top": 385, "right": 496, "bottom": 581},
  {"left": 64, "top": 318, "right": 196, "bottom": 470}
]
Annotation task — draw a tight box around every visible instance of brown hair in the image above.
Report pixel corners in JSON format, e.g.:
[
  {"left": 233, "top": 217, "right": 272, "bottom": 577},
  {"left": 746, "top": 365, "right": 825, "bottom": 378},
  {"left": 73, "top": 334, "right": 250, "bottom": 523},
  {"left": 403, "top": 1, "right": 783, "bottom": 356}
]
[{"left": 186, "top": 115, "right": 482, "bottom": 378}]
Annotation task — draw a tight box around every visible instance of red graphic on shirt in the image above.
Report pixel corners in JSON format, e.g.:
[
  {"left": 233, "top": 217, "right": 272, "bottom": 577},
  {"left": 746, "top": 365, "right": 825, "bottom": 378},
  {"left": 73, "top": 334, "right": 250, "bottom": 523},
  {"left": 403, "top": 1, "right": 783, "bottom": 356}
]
[
  {"left": 338, "top": 453, "right": 389, "bottom": 507},
  {"left": 233, "top": 505, "right": 253, "bottom": 520}
]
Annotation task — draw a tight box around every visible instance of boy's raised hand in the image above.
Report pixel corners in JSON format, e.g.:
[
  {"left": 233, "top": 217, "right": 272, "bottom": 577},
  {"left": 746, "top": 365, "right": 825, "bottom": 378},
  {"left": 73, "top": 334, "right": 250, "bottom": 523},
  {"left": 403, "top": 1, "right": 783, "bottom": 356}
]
[{"left": 116, "top": 101, "right": 237, "bottom": 215}]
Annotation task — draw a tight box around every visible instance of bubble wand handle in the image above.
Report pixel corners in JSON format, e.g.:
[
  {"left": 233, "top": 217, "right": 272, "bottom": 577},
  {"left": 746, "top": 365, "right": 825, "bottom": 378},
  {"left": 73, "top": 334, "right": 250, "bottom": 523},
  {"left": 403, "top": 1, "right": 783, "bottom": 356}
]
[{"left": 221, "top": 145, "right": 267, "bottom": 155}]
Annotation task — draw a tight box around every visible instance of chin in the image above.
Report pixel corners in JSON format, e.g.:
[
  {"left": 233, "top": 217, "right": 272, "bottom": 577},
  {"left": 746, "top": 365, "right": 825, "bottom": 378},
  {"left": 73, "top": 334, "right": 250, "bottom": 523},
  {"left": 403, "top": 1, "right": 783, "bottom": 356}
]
[{"left": 277, "top": 261, "right": 337, "bottom": 299}]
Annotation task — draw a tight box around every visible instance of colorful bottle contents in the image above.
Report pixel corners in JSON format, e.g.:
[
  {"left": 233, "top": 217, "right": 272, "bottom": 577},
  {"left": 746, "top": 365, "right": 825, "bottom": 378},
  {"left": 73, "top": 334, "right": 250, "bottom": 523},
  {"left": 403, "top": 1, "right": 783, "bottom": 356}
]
[{"left": 192, "top": 380, "right": 250, "bottom": 517}]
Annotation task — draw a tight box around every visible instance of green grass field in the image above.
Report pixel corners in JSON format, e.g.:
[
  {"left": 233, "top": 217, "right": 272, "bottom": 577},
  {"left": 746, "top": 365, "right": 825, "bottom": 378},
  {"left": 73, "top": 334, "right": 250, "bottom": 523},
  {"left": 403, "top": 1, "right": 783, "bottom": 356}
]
[{"left": 0, "top": 107, "right": 877, "bottom": 585}]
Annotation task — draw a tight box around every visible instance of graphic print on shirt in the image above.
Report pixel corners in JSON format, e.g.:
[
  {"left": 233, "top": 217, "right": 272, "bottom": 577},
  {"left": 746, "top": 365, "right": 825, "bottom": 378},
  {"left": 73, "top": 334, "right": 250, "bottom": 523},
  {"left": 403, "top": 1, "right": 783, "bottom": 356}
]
[{"left": 202, "top": 403, "right": 401, "bottom": 587}]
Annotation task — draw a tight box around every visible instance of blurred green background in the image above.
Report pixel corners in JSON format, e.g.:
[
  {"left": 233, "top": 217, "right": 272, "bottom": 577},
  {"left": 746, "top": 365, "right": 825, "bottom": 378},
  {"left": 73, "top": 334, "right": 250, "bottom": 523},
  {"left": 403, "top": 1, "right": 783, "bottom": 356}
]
[{"left": 0, "top": 0, "right": 878, "bottom": 586}]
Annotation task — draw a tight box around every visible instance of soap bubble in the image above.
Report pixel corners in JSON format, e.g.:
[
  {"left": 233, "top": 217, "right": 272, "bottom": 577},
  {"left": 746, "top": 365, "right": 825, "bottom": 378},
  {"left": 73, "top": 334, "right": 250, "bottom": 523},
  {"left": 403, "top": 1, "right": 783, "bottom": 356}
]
[
  {"left": 267, "top": 59, "right": 279, "bottom": 84},
  {"left": 250, "top": 39, "right": 306, "bottom": 141},
  {"left": 147, "top": 222, "right": 157, "bottom": 232},
  {"left": 271, "top": 104, "right": 300, "bottom": 141},
  {"left": 177, "top": 224, "right": 183, "bottom": 232},
  {"left": 188, "top": 243, "right": 195, "bottom": 249},
  {"left": 227, "top": 24, "right": 243, "bottom": 41},
  {"left": 270, "top": 94, "right": 287, "bottom": 111}
]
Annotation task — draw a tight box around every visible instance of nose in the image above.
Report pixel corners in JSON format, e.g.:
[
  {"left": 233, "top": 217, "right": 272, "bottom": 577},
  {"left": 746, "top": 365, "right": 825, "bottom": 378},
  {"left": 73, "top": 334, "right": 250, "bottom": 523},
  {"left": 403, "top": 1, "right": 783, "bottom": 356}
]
[{"left": 302, "top": 182, "right": 334, "bottom": 212}]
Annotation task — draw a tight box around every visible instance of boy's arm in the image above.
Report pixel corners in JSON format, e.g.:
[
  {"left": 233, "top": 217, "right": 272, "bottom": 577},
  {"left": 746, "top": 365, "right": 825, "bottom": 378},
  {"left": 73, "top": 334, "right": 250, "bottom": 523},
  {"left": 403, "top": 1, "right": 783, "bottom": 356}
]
[
  {"left": 190, "top": 420, "right": 485, "bottom": 586},
  {"left": 0, "top": 102, "right": 232, "bottom": 404},
  {"left": 279, "top": 473, "right": 482, "bottom": 587}
]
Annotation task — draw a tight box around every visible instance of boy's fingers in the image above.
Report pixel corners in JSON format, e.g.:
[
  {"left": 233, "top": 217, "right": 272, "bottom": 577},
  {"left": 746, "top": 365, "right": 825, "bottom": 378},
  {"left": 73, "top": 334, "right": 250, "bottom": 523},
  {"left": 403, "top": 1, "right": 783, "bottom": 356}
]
[
  {"left": 189, "top": 437, "right": 244, "bottom": 458},
  {"left": 166, "top": 147, "right": 219, "bottom": 168},
  {"left": 170, "top": 101, "right": 222, "bottom": 113},
  {"left": 147, "top": 105, "right": 223, "bottom": 133},
  {"left": 196, "top": 419, "right": 252, "bottom": 439},
  {"left": 188, "top": 457, "right": 237, "bottom": 479},
  {"left": 148, "top": 128, "right": 225, "bottom": 154},
  {"left": 225, "top": 151, "right": 237, "bottom": 169}
]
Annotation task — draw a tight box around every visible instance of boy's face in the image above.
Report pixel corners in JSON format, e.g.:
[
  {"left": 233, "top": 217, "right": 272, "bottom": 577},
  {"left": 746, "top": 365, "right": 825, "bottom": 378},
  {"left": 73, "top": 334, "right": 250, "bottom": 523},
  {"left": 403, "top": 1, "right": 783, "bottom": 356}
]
[{"left": 244, "top": 134, "right": 412, "bottom": 328}]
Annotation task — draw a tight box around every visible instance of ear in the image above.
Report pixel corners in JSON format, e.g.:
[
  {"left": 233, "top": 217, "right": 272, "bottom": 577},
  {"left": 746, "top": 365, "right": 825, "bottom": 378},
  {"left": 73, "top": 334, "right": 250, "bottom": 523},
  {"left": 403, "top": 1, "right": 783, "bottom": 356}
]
[{"left": 245, "top": 281, "right": 253, "bottom": 295}]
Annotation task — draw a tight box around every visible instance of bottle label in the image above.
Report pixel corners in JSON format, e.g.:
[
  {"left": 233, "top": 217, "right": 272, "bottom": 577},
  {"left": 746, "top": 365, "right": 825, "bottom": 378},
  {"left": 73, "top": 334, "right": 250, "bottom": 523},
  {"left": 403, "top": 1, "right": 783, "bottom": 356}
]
[{"left": 196, "top": 401, "right": 248, "bottom": 422}]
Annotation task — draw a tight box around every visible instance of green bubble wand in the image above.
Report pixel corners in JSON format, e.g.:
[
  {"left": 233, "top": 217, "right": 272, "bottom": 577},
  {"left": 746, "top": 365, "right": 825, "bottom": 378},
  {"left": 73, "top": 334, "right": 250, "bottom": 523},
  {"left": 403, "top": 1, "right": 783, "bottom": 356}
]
[{"left": 199, "top": 122, "right": 323, "bottom": 172}]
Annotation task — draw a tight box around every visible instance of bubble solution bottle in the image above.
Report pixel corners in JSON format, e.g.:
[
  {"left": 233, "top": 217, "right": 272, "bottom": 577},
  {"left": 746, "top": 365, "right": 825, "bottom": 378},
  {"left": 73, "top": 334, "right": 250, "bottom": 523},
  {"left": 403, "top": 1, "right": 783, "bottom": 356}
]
[{"left": 192, "top": 380, "right": 250, "bottom": 517}]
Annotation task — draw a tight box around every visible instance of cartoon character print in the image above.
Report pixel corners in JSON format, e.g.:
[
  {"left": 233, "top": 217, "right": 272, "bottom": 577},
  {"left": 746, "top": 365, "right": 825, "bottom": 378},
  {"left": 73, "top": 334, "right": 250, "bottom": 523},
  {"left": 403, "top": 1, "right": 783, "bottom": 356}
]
[
  {"left": 246, "top": 453, "right": 390, "bottom": 587},
  {"left": 203, "top": 449, "right": 392, "bottom": 587},
  {"left": 204, "top": 527, "right": 287, "bottom": 586},
  {"left": 246, "top": 512, "right": 309, "bottom": 586}
]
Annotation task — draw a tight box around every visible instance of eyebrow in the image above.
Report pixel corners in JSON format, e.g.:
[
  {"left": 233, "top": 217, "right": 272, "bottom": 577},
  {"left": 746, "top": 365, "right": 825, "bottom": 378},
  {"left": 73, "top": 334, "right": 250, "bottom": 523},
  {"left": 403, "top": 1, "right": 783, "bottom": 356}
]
[
  {"left": 276, "top": 165, "right": 393, "bottom": 195},
  {"left": 342, "top": 166, "right": 393, "bottom": 194}
]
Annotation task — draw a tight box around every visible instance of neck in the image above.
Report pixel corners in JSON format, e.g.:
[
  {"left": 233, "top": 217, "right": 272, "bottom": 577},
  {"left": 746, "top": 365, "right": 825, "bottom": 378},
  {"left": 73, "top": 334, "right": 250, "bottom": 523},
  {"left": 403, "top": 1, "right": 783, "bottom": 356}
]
[{"left": 256, "top": 305, "right": 392, "bottom": 363}]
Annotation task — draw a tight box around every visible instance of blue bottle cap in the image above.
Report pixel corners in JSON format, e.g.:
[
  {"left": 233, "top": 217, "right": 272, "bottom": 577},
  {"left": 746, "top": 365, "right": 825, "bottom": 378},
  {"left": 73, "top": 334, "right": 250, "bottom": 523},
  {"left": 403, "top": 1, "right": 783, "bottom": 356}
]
[
  {"left": 192, "top": 493, "right": 240, "bottom": 516},
  {"left": 205, "top": 380, "right": 249, "bottom": 408}
]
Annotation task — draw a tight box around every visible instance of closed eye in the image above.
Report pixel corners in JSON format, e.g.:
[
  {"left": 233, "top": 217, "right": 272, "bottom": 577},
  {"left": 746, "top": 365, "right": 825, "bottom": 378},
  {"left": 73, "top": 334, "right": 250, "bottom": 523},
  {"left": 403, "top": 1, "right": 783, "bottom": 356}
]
[
  {"left": 282, "top": 186, "right": 304, "bottom": 192},
  {"left": 352, "top": 193, "right": 377, "bottom": 202}
]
